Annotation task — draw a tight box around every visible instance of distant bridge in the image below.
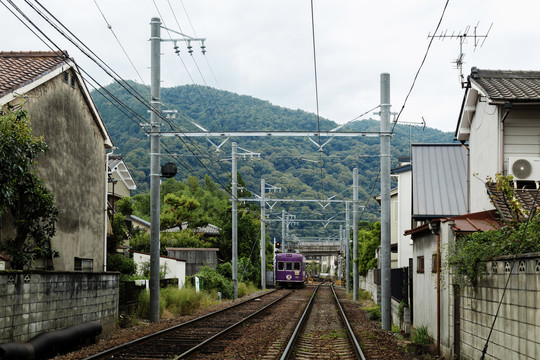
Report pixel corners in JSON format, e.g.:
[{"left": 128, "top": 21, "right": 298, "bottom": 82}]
[{"left": 291, "top": 240, "right": 342, "bottom": 256}]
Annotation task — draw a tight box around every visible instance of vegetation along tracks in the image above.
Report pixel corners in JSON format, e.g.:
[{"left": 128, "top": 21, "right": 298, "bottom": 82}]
[{"left": 84, "top": 289, "right": 290, "bottom": 360}]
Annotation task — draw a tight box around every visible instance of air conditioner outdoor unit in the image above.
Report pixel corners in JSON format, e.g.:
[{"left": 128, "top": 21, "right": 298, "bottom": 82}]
[{"left": 508, "top": 157, "right": 540, "bottom": 181}]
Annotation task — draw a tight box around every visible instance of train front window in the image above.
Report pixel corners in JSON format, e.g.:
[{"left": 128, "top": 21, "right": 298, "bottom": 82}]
[
  {"left": 286, "top": 262, "right": 293, "bottom": 271},
  {"left": 277, "top": 261, "right": 284, "bottom": 271},
  {"left": 293, "top": 262, "right": 301, "bottom": 271}
]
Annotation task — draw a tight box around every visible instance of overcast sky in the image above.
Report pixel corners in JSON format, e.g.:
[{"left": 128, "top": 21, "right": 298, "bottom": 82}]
[{"left": 2, "top": 0, "right": 539, "bottom": 133}]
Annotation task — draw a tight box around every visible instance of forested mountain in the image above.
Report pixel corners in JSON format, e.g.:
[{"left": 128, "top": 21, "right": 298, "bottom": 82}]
[{"left": 92, "top": 82, "right": 454, "bottom": 237}]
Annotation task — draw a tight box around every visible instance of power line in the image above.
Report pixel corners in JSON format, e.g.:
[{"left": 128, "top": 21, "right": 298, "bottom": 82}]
[
  {"left": 8, "top": 0, "right": 234, "bottom": 198},
  {"left": 391, "top": 0, "right": 450, "bottom": 133},
  {"left": 309, "top": 0, "right": 324, "bottom": 198},
  {"left": 93, "top": 0, "right": 146, "bottom": 85}
]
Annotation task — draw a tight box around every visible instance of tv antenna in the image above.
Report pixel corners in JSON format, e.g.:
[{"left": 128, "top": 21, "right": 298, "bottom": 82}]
[{"left": 429, "top": 22, "right": 493, "bottom": 88}]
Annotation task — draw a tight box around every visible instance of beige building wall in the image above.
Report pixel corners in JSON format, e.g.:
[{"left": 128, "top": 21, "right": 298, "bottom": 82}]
[{"left": 22, "top": 73, "right": 108, "bottom": 271}]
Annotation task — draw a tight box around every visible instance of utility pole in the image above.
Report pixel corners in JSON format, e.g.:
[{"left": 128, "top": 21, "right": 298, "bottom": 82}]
[
  {"left": 380, "top": 73, "right": 392, "bottom": 331},
  {"left": 345, "top": 201, "right": 350, "bottom": 293},
  {"left": 148, "top": 17, "right": 206, "bottom": 322},
  {"left": 232, "top": 142, "right": 238, "bottom": 300},
  {"left": 260, "top": 179, "right": 266, "bottom": 290},
  {"left": 149, "top": 17, "right": 161, "bottom": 323},
  {"left": 352, "top": 168, "right": 359, "bottom": 301},
  {"left": 339, "top": 224, "right": 343, "bottom": 281},
  {"left": 281, "top": 209, "right": 286, "bottom": 252}
]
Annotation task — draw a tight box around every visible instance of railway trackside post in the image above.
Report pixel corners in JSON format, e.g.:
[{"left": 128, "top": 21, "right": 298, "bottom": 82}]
[
  {"left": 232, "top": 142, "right": 238, "bottom": 299},
  {"left": 380, "top": 73, "right": 392, "bottom": 331},
  {"left": 353, "top": 168, "right": 359, "bottom": 301},
  {"left": 149, "top": 17, "right": 161, "bottom": 323}
]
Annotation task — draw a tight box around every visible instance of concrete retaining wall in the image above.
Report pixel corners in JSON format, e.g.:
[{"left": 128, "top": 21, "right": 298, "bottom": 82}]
[
  {"left": 457, "top": 255, "right": 540, "bottom": 360},
  {"left": 0, "top": 271, "right": 119, "bottom": 343}
]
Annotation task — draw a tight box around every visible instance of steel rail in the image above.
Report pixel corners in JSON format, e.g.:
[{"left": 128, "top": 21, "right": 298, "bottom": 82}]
[
  {"left": 279, "top": 284, "right": 320, "bottom": 360},
  {"left": 173, "top": 290, "right": 292, "bottom": 359},
  {"left": 84, "top": 289, "right": 280, "bottom": 360},
  {"left": 331, "top": 284, "right": 366, "bottom": 360}
]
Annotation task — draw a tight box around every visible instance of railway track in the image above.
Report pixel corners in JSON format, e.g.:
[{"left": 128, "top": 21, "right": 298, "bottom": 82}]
[
  {"left": 280, "top": 284, "right": 365, "bottom": 360},
  {"left": 84, "top": 289, "right": 290, "bottom": 360}
]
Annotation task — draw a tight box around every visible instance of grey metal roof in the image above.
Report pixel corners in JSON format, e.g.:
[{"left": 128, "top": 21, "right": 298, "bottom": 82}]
[
  {"left": 469, "top": 67, "right": 540, "bottom": 102},
  {"left": 412, "top": 144, "right": 467, "bottom": 218}
]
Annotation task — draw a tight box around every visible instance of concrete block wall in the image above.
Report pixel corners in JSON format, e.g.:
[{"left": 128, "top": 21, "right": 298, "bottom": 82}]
[
  {"left": 0, "top": 271, "right": 119, "bottom": 343},
  {"left": 360, "top": 269, "right": 379, "bottom": 303},
  {"left": 458, "top": 255, "right": 540, "bottom": 360}
]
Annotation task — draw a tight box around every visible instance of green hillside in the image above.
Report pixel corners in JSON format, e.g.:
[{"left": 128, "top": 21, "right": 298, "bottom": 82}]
[{"left": 92, "top": 82, "right": 454, "bottom": 236}]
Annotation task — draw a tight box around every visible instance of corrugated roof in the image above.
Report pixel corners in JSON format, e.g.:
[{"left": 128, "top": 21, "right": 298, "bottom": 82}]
[
  {"left": 412, "top": 144, "right": 467, "bottom": 218},
  {"left": 0, "top": 51, "right": 68, "bottom": 98},
  {"left": 469, "top": 67, "right": 540, "bottom": 102}
]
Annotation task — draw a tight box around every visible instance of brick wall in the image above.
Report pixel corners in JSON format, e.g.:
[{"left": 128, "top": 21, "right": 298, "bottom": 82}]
[
  {"left": 0, "top": 271, "right": 119, "bottom": 343},
  {"left": 457, "top": 254, "right": 540, "bottom": 360}
]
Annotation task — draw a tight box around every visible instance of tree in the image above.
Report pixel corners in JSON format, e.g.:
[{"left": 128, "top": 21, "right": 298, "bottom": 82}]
[
  {"left": 356, "top": 221, "right": 381, "bottom": 276},
  {"left": 0, "top": 108, "right": 59, "bottom": 269}
]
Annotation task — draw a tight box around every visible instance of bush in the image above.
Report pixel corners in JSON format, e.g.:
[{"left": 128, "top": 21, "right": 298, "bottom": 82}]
[
  {"left": 194, "top": 266, "right": 233, "bottom": 299},
  {"left": 237, "top": 282, "right": 258, "bottom": 298},
  {"left": 217, "top": 262, "right": 232, "bottom": 278},
  {"left": 107, "top": 254, "right": 137, "bottom": 280},
  {"left": 162, "top": 286, "right": 215, "bottom": 315},
  {"left": 411, "top": 325, "right": 431, "bottom": 345}
]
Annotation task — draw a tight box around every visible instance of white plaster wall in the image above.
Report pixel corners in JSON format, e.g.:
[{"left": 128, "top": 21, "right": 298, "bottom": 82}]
[
  {"left": 133, "top": 252, "right": 186, "bottom": 288},
  {"left": 468, "top": 100, "right": 500, "bottom": 213},
  {"left": 412, "top": 232, "right": 437, "bottom": 336},
  {"left": 396, "top": 171, "right": 413, "bottom": 268}
]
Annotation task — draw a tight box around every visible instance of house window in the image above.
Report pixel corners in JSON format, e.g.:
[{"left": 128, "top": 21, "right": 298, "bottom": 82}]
[
  {"left": 74, "top": 257, "right": 93, "bottom": 271},
  {"left": 70, "top": 74, "right": 76, "bottom": 88},
  {"left": 63, "top": 71, "right": 69, "bottom": 83},
  {"left": 417, "top": 256, "right": 424, "bottom": 273},
  {"left": 431, "top": 253, "right": 440, "bottom": 273}
]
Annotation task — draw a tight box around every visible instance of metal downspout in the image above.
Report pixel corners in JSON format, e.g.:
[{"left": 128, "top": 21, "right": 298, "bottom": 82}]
[{"left": 437, "top": 231, "right": 441, "bottom": 355}]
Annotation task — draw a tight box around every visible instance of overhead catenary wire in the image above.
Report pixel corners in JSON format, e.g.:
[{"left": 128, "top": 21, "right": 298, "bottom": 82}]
[
  {"left": 93, "top": 0, "right": 146, "bottom": 85},
  {"left": 7, "top": 0, "right": 237, "bottom": 200},
  {"left": 309, "top": 0, "right": 325, "bottom": 198},
  {"left": 391, "top": 0, "right": 450, "bottom": 133},
  {"left": 27, "top": 0, "right": 235, "bottom": 187}
]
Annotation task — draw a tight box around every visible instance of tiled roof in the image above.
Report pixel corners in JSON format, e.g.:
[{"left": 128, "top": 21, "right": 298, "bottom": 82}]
[
  {"left": 0, "top": 51, "right": 69, "bottom": 98},
  {"left": 412, "top": 144, "right": 467, "bottom": 218},
  {"left": 485, "top": 182, "right": 540, "bottom": 221},
  {"left": 469, "top": 67, "right": 540, "bottom": 102}
]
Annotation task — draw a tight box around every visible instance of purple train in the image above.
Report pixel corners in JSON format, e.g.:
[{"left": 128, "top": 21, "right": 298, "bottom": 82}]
[{"left": 275, "top": 252, "right": 305, "bottom": 288}]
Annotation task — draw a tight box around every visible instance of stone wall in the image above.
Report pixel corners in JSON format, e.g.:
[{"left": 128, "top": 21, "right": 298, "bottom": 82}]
[
  {"left": 456, "top": 254, "right": 540, "bottom": 360},
  {"left": 0, "top": 271, "right": 119, "bottom": 343}
]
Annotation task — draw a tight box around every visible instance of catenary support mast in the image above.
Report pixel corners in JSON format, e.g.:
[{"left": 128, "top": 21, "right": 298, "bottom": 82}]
[
  {"left": 380, "top": 73, "right": 392, "bottom": 330},
  {"left": 149, "top": 17, "right": 162, "bottom": 323}
]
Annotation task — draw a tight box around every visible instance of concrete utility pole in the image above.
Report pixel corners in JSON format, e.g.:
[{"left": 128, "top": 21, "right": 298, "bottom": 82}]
[
  {"left": 232, "top": 142, "right": 238, "bottom": 300},
  {"left": 281, "top": 209, "right": 286, "bottom": 251},
  {"left": 339, "top": 224, "right": 343, "bottom": 280},
  {"left": 345, "top": 201, "right": 350, "bottom": 293},
  {"left": 149, "top": 17, "right": 161, "bottom": 323},
  {"left": 260, "top": 179, "right": 266, "bottom": 290},
  {"left": 380, "top": 73, "right": 392, "bottom": 331},
  {"left": 353, "top": 168, "right": 359, "bottom": 301}
]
